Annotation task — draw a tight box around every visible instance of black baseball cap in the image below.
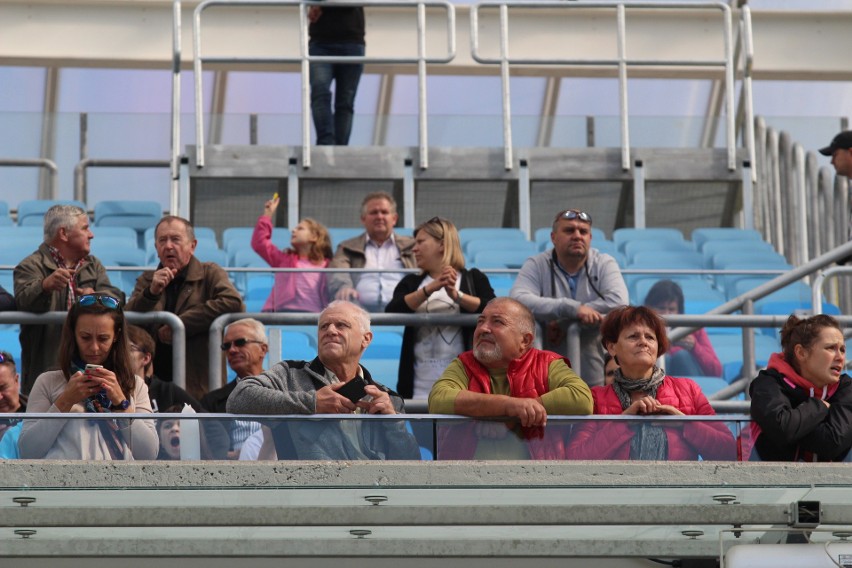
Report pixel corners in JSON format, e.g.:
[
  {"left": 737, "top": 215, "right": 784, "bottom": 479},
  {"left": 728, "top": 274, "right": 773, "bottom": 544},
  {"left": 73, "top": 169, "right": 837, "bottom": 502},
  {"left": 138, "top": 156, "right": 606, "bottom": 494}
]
[{"left": 818, "top": 130, "right": 852, "bottom": 156}]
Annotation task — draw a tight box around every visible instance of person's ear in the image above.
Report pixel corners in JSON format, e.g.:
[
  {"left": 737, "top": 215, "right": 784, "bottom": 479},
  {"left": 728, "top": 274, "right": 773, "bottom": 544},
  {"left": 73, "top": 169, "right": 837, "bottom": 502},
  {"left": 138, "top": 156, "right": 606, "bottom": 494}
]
[
  {"left": 793, "top": 343, "right": 808, "bottom": 364},
  {"left": 361, "top": 330, "right": 373, "bottom": 351},
  {"left": 605, "top": 341, "right": 617, "bottom": 357},
  {"left": 520, "top": 331, "right": 534, "bottom": 351}
]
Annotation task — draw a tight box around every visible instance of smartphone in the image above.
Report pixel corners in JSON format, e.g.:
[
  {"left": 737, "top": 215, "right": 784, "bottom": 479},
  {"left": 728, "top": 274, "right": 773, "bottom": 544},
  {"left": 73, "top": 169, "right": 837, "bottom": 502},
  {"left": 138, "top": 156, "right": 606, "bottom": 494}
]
[
  {"left": 85, "top": 364, "right": 103, "bottom": 371},
  {"left": 336, "top": 376, "right": 369, "bottom": 403},
  {"left": 272, "top": 192, "right": 279, "bottom": 200}
]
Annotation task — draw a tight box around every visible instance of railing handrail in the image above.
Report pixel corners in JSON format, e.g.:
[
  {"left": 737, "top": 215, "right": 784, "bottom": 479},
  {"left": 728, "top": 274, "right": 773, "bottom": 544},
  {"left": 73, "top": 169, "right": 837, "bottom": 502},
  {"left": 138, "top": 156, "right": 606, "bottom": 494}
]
[
  {"left": 190, "top": 0, "right": 456, "bottom": 170},
  {"left": 0, "top": 158, "right": 59, "bottom": 201},
  {"left": 470, "top": 1, "right": 744, "bottom": 172}
]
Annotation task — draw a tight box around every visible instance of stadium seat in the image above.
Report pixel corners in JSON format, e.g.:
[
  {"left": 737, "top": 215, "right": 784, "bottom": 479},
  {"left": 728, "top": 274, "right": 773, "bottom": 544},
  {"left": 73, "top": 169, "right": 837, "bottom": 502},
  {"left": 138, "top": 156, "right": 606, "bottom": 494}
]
[
  {"left": 700, "top": 239, "right": 776, "bottom": 268},
  {"left": 244, "top": 275, "right": 274, "bottom": 313},
  {"left": 277, "top": 330, "right": 317, "bottom": 361},
  {"left": 628, "top": 250, "right": 704, "bottom": 270},
  {"left": 624, "top": 239, "right": 695, "bottom": 264},
  {"left": 90, "top": 227, "right": 141, "bottom": 252},
  {"left": 485, "top": 273, "right": 517, "bottom": 297},
  {"left": 686, "top": 376, "right": 735, "bottom": 399},
  {"left": 394, "top": 227, "right": 413, "bottom": 238},
  {"left": 472, "top": 249, "right": 535, "bottom": 269},
  {"left": 94, "top": 246, "right": 148, "bottom": 296},
  {"left": 0, "top": 201, "right": 13, "bottom": 226},
  {"left": 327, "top": 227, "right": 364, "bottom": 250},
  {"left": 691, "top": 228, "right": 763, "bottom": 251},
  {"left": 465, "top": 239, "right": 537, "bottom": 259},
  {"left": 630, "top": 276, "right": 724, "bottom": 306},
  {"left": 93, "top": 200, "right": 161, "bottom": 243},
  {"left": 17, "top": 199, "right": 87, "bottom": 226},
  {"left": 458, "top": 228, "right": 526, "bottom": 249},
  {"left": 612, "top": 228, "right": 685, "bottom": 253},
  {"left": 711, "top": 250, "right": 789, "bottom": 270},
  {"left": 193, "top": 241, "right": 227, "bottom": 266}
]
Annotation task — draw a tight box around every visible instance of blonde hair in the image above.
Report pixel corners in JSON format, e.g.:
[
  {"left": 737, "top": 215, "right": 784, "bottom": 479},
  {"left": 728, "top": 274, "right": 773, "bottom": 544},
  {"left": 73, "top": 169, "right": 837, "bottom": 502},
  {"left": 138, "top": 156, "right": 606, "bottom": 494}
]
[
  {"left": 292, "top": 218, "right": 332, "bottom": 263},
  {"left": 414, "top": 217, "right": 465, "bottom": 271}
]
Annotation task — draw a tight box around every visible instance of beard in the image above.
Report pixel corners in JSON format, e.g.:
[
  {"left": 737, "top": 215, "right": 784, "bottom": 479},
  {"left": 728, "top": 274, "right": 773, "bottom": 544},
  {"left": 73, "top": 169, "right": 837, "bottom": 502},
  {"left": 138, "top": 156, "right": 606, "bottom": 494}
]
[{"left": 474, "top": 339, "right": 503, "bottom": 364}]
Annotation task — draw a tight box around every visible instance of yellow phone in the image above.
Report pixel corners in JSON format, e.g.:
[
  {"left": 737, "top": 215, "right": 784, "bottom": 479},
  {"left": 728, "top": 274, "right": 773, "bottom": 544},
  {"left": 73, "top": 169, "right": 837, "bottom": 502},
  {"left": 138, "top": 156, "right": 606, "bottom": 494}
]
[{"left": 272, "top": 192, "right": 279, "bottom": 200}]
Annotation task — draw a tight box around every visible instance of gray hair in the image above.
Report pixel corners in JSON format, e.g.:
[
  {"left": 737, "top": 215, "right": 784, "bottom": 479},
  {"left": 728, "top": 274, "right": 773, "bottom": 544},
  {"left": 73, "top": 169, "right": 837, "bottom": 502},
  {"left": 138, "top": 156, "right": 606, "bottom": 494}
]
[
  {"left": 486, "top": 297, "right": 535, "bottom": 338},
  {"left": 321, "top": 300, "right": 371, "bottom": 333},
  {"left": 43, "top": 205, "right": 87, "bottom": 243},
  {"left": 155, "top": 215, "right": 195, "bottom": 242},
  {"left": 225, "top": 318, "right": 268, "bottom": 345},
  {"left": 360, "top": 192, "right": 397, "bottom": 216}
]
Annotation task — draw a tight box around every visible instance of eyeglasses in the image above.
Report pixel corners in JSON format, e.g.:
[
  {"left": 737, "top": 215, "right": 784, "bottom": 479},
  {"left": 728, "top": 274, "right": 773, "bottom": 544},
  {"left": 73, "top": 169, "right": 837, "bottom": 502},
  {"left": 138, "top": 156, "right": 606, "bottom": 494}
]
[
  {"left": 220, "top": 338, "right": 265, "bottom": 351},
  {"left": 0, "top": 352, "right": 14, "bottom": 365},
  {"left": 77, "top": 294, "right": 121, "bottom": 310},
  {"left": 558, "top": 209, "right": 592, "bottom": 224}
]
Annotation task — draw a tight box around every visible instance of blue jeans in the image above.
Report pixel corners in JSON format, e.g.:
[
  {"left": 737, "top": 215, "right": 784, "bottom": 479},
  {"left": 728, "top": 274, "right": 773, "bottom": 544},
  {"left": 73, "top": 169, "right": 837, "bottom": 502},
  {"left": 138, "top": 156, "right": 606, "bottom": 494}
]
[{"left": 309, "top": 42, "right": 365, "bottom": 145}]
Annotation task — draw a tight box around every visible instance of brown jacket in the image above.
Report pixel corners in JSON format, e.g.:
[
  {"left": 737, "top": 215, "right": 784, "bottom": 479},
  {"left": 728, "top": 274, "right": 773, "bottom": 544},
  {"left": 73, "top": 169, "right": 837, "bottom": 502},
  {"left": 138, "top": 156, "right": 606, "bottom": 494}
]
[{"left": 127, "top": 256, "right": 244, "bottom": 399}]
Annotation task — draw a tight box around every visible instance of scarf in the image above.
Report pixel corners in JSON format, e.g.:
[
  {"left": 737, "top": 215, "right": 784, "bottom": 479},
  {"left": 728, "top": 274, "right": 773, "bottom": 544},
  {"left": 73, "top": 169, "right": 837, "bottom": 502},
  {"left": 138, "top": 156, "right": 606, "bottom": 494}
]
[
  {"left": 612, "top": 366, "right": 668, "bottom": 460},
  {"left": 47, "top": 246, "right": 88, "bottom": 310}
]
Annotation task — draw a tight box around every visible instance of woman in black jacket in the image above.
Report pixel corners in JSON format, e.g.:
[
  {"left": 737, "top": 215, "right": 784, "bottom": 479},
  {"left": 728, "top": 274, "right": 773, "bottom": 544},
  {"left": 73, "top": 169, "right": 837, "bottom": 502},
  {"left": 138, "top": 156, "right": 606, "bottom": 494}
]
[
  {"left": 386, "top": 217, "right": 495, "bottom": 399},
  {"left": 748, "top": 314, "right": 852, "bottom": 461}
]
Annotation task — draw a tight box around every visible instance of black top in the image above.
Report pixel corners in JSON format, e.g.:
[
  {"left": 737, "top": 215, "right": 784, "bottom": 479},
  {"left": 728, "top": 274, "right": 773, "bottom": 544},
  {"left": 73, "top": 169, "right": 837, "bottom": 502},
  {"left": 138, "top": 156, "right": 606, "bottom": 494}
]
[
  {"left": 385, "top": 269, "right": 495, "bottom": 399},
  {"left": 309, "top": 6, "right": 365, "bottom": 45},
  {"left": 749, "top": 367, "right": 852, "bottom": 461}
]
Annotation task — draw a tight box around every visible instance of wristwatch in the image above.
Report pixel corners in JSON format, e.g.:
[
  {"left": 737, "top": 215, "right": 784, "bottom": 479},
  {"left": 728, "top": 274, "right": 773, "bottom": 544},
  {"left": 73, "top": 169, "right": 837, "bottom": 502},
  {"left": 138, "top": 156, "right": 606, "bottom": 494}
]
[{"left": 112, "top": 399, "right": 130, "bottom": 411}]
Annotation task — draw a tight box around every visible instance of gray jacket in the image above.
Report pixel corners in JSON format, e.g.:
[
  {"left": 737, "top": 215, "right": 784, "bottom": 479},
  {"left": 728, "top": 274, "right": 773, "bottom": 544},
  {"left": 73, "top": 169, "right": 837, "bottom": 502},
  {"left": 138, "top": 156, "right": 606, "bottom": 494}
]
[
  {"left": 227, "top": 357, "right": 420, "bottom": 460},
  {"left": 510, "top": 248, "right": 628, "bottom": 387}
]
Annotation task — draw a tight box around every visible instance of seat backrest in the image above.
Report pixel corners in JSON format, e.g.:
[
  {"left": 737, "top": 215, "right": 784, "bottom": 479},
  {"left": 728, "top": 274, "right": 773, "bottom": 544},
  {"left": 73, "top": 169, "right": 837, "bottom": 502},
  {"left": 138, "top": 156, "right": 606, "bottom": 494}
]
[
  {"left": 472, "top": 249, "right": 533, "bottom": 269},
  {"left": 691, "top": 228, "right": 763, "bottom": 251},
  {"left": 711, "top": 250, "right": 789, "bottom": 270},
  {"left": 327, "top": 227, "right": 364, "bottom": 250},
  {"left": 465, "top": 239, "right": 536, "bottom": 258},
  {"left": 93, "top": 200, "right": 162, "bottom": 231},
  {"left": 17, "top": 199, "right": 87, "bottom": 227},
  {"left": 0, "top": 201, "right": 12, "bottom": 226},
  {"left": 612, "top": 228, "right": 685, "bottom": 252},
  {"left": 624, "top": 239, "right": 695, "bottom": 263},
  {"left": 700, "top": 239, "right": 775, "bottom": 267},
  {"left": 628, "top": 250, "right": 704, "bottom": 269}
]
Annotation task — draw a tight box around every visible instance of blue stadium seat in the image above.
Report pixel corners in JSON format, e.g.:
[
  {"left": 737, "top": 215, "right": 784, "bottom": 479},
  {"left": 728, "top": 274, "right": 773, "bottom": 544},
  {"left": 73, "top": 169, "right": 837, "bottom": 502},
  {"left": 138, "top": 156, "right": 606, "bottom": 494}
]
[
  {"left": 630, "top": 276, "right": 724, "bottom": 307},
  {"left": 244, "top": 275, "right": 274, "bottom": 313},
  {"left": 90, "top": 227, "right": 141, "bottom": 252},
  {"left": 691, "top": 228, "right": 763, "bottom": 251},
  {"left": 193, "top": 242, "right": 227, "bottom": 266},
  {"left": 17, "top": 199, "right": 87, "bottom": 226},
  {"left": 365, "top": 330, "right": 403, "bottom": 359},
  {"left": 628, "top": 250, "right": 704, "bottom": 270},
  {"left": 700, "top": 239, "right": 776, "bottom": 268},
  {"left": 0, "top": 201, "right": 13, "bottom": 226},
  {"left": 624, "top": 239, "right": 696, "bottom": 264},
  {"left": 708, "top": 332, "right": 779, "bottom": 383},
  {"left": 0, "top": 325, "right": 22, "bottom": 369},
  {"left": 327, "top": 227, "right": 364, "bottom": 250},
  {"left": 278, "top": 330, "right": 317, "bottom": 360},
  {"left": 394, "top": 227, "right": 413, "bottom": 238},
  {"left": 612, "top": 227, "right": 685, "bottom": 253},
  {"left": 686, "top": 376, "right": 735, "bottom": 399},
  {"left": 711, "top": 250, "right": 789, "bottom": 270},
  {"left": 472, "top": 249, "right": 535, "bottom": 269},
  {"left": 485, "top": 273, "right": 517, "bottom": 297},
  {"left": 465, "top": 239, "right": 537, "bottom": 259},
  {"left": 458, "top": 228, "right": 526, "bottom": 249},
  {"left": 93, "top": 200, "right": 161, "bottom": 248}
]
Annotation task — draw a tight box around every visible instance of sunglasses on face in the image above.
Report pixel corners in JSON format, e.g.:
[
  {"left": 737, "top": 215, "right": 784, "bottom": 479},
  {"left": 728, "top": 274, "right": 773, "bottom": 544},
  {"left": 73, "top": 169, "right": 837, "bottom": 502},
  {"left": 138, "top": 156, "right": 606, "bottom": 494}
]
[
  {"left": 558, "top": 210, "right": 593, "bottom": 224},
  {"left": 220, "top": 338, "right": 265, "bottom": 351},
  {"left": 77, "top": 294, "right": 121, "bottom": 310}
]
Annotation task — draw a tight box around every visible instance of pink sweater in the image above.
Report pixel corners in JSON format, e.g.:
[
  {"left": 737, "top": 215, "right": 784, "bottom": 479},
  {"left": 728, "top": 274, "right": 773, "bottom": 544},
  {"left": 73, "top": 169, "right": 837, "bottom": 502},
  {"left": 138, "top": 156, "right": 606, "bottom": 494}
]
[{"left": 251, "top": 216, "right": 329, "bottom": 312}]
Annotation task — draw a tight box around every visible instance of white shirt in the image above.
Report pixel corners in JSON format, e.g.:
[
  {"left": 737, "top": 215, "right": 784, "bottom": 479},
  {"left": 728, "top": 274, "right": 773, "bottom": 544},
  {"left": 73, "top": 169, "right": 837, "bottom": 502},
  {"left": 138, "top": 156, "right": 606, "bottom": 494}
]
[
  {"left": 412, "top": 276, "right": 464, "bottom": 399},
  {"left": 355, "top": 234, "right": 405, "bottom": 310}
]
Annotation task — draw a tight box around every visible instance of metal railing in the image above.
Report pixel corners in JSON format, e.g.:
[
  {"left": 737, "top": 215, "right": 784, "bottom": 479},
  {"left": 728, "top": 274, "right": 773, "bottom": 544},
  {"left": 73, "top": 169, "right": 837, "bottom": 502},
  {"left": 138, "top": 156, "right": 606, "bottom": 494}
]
[
  {"left": 0, "top": 159, "right": 58, "bottom": 201},
  {"left": 188, "top": 0, "right": 456, "bottom": 170},
  {"left": 470, "top": 1, "right": 750, "bottom": 172}
]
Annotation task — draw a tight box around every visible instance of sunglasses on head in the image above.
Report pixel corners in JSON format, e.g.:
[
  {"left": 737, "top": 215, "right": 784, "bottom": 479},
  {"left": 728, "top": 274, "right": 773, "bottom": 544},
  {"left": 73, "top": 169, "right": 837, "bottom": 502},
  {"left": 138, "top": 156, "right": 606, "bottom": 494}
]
[
  {"left": 77, "top": 294, "right": 121, "bottom": 310},
  {"left": 559, "top": 209, "right": 592, "bottom": 224},
  {"left": 0, "top": 352, "right": 14, "bottom": 365},
  {"left": 220, "top": 338, "right": 264, "bottom": 351}
]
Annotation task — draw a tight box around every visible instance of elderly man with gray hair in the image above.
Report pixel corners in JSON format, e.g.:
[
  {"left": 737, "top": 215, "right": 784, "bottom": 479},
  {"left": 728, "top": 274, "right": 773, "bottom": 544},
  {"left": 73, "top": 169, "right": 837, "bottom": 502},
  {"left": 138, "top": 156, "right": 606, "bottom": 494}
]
[
  {"left": 228, "top": 300, "right": 419, "bottom": 460},
  {"left": 14, "top": 204, "right": 123, "bottom": 394}
]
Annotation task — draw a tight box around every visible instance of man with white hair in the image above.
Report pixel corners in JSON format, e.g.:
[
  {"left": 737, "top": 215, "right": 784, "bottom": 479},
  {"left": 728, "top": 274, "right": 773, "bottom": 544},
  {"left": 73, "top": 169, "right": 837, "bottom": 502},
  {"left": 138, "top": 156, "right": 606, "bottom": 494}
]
[
  {"left": 228, "top": 301, "right": 419, "bottom": 459},
  {"left": 429, "top": 297, "right": 592, "bottom": 459},
  {"left": 14, "top": 204, "right": 122, "bottom": 393}
]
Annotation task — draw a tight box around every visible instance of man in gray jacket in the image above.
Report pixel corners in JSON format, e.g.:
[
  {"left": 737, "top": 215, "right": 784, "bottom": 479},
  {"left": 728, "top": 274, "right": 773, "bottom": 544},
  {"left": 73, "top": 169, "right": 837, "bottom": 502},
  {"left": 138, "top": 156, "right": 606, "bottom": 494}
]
[
  {"left": 227, "top": 301, "right": 419, "bottom": 460},
  {"left": 511, "top": 209, "right": 628, "bottom": 387}
]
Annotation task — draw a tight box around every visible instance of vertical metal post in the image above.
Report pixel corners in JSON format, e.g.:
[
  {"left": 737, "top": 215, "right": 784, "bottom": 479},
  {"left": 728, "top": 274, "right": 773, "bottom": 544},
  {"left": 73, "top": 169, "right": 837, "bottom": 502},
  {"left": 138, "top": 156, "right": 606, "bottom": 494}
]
[
  {"left": 268, "top": 327, "right": 282, "bottom": 363},
  {"left": 741, "top": 160, "right": 753, "bottom": 230},
  {"left": 722, "top": 4, "right": 736, "bottom": 171},
  {"left": 403, "top": 158, "right": 415, "bottom": 228},
  {"left": 250, "top": 113, "right": 259, "bottom": 145},
  {"left": 518, "top": 158, "right": 531, "bottom": 239},
  {"left": 417, "top": 1, "right": 429, "bottom": 170},
  {"left": 499, "top": 3, "right": 513, "bottom": 171},
  {"left": 741, "top": 299, "right": 755, "bottom": 400},
  {"left": 300, "top": 2, "right": 312, "bottom": 169},
  {"left": 193, "top": 3, "right": 205, "bottom": 168},
  {"left": 566, "top": 323, "right": 581, "bottom": 372},
  {"left": 633, "top": 159, "right": 646, "bottom": 229},
  {"left": 287, "top": 157, "right": 300, "bottom": 229},
  {"left": 794, "top": 144, "right": 809, "bottom": 265},
  {"left": 171, "top": 0, "right": 182, "bottom": 210},
  {"left": 78, "top": 114, "right": 88, "bottom": 204},
  {"left": 616, "top": 3, "right": 630, "bottom": 171},
  {"left": 741, "top": 6, "right": 756, "bottom": 181}
]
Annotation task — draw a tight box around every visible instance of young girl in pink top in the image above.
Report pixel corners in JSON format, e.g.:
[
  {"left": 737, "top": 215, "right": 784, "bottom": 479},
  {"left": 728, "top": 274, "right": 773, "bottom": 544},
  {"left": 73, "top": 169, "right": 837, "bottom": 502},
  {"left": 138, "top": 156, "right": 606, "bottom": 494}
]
[{"left": 251, "top": 196, "right": 332, "bottom": 312}]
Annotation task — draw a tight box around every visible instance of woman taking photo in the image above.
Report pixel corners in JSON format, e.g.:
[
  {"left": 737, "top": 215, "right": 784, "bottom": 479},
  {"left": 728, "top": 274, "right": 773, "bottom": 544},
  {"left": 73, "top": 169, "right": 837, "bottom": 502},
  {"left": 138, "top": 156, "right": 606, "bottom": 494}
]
[
  {"left": 386, "top": 217, "right": 495, "bottom": 399},
  {"left": 568, "top": 305, "right": 735, "bottom": 460},
  {"left": 251, "top": 195, "right": 332, "bottom": 312},
  {"left": 19, "top": 294, "right": 158, "bottom": 460},
  {"left": 747, "top": 314, "right": 852, "bottom": 461}
]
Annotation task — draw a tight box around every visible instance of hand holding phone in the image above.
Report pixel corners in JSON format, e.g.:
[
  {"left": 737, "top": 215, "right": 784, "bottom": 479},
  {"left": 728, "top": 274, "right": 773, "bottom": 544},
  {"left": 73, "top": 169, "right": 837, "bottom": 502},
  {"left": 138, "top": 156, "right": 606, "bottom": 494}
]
[{"left": 336, "top": 376, "right": 369, "bottom": 403}]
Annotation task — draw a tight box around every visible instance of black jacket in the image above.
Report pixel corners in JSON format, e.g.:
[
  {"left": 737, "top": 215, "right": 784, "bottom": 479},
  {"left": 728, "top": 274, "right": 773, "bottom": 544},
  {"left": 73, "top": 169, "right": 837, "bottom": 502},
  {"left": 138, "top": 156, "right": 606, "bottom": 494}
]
[
  {"left": 749, "top": 367, "right": 852, "bottom": 461},
  {"left": 385, "top": 269, "right": 495, "bottom": 398}
]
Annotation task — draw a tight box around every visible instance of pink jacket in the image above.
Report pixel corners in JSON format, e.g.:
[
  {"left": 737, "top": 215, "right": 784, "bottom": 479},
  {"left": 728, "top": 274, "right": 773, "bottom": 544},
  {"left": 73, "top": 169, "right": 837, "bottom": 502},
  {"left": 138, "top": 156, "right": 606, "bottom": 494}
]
[
  {"left": 251, "top": 216, "right": 329, "bottom": 312},
  {"left": 568, "top": 377, "right": 736, "bottom": 460}
]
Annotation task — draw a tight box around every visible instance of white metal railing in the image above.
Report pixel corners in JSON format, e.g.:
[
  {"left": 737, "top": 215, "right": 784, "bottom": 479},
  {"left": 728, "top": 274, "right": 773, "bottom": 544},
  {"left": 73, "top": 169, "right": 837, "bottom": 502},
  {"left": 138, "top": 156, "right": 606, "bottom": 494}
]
[
  {"left": 187, "top": 0, "right": 456, "bottom": 170},
  {"left": 470, "top": 1, "right": 751, "bottom": 172}
]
